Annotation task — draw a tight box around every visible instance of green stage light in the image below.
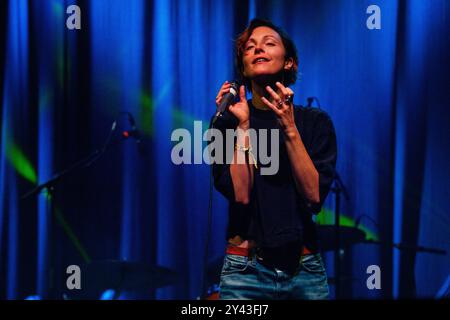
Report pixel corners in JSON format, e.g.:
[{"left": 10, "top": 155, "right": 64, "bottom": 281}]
[
  {"left": 317, "top": 207, "right": 379, "bottom": 241},
  {"left": 7, "top": 142, "right": 37, "bottom": 184}
]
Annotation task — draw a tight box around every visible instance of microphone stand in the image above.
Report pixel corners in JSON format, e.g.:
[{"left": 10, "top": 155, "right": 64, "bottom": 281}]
[
  {"left": 22, "top": 118, "right": 119, "bottom": 200},
  {"left": 330, "top": 171, "right": 349, "bottom": 299},
  {"left": 307, "top": 98, "right": 348, "bottom": 298},
  {"left": 22, "top": 149, "right": 110, "bottom": 200},
  {"left": 21, "top": 119, "right": 120, "bottom": 298}
]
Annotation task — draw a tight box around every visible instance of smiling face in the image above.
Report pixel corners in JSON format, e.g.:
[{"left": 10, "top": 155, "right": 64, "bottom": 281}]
[{"left": 241, "top": 26, "right": 293, "bottom": 82}]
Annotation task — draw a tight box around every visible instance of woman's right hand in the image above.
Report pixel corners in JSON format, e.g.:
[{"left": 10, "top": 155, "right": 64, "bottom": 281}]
[{"left": 215, "top": 81, "right": 250, "bottom": 128}]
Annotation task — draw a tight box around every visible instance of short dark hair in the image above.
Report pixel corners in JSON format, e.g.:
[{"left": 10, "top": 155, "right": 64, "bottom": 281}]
[{"left": 235, "top": 18, "right": 299, "bottom": 91}]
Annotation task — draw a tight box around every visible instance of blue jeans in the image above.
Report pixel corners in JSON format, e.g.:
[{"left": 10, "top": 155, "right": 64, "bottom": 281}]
[{"left": 219, "top": 252, "right": 329, "bottom": 300}]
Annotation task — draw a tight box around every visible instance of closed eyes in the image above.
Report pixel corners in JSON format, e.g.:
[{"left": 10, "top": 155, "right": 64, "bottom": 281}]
[{"left": 245, "top": 42, "right": 276, "bottom": 51}]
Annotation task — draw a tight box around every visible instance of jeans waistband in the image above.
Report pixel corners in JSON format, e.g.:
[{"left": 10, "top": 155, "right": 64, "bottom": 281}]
[{"left": 226, "top": 244, "right": 315, "bottom": 257}]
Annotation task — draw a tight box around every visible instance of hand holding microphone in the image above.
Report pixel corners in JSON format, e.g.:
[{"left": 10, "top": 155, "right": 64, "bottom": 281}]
[{"left": 213, "top": 81, "right": 249, "bottom": 128}]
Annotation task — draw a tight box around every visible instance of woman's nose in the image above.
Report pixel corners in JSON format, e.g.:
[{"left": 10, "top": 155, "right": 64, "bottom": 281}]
[{"left": 254, "top": 45, "right": 264, "bottom": 54}]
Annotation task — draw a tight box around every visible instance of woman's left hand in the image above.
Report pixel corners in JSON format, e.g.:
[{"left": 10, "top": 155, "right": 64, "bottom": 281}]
[{"left": 261, "top": 82, "right": 297, "bottom": 133}]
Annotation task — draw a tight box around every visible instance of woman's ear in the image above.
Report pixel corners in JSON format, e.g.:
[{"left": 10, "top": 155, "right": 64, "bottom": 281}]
[{"left": 284, "top": 57, "right": 294, "bottom": 71}]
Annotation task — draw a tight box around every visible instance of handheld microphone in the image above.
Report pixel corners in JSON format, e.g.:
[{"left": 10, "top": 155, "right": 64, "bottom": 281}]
[{"left": 212, "top": 81, "right": 239, "bottom": 125}]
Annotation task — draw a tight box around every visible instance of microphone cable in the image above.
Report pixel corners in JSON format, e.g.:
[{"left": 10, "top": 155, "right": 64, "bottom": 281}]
[{"left": 200, "top": 118, "right": 216, "bottom": 300}]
